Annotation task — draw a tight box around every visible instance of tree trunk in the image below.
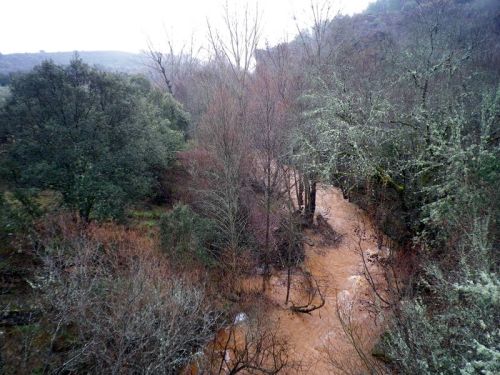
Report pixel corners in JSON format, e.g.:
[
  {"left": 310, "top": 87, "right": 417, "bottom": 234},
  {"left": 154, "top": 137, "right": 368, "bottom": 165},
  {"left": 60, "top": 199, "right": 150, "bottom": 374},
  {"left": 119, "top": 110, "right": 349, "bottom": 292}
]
[
  {"left": 304, "top": 179, "right": 316, "bottom": 226},
  {"left": 298, "top": 174, "right": 304, "bottom": 209},
  {"left": 285, "top": 266, "right": 291, "bottom": 305},
  {"left": 310, "top": 180, "right": 317, "bottom": 216},
  {"left": 303, "top": 177, "right": 309, "bottom": 215}
]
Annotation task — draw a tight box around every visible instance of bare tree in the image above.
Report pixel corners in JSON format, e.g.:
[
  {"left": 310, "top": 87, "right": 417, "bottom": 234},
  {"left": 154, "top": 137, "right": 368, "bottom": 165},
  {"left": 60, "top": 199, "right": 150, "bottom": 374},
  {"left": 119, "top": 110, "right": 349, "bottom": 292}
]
[
  {"left": 194, "top": 86, "right": 251, "bottom": 279},
  {"left": 248, "top": 44, "right": 294, "bottom": 292},
  {"left": 186, "top": 2, "right": 262, "bottom": 281},
  {"left": 38, "top": 229, "right": 219, "bottom": 374},
  {"left": 145, "top": 33, "right": 200, "bottom": 97},
  {"left": 204, "top": 314, "right": 295, "bottom": 374},
  {"left": 207, "top": 1, "right": 261, "bottom": 88},
  {"left": 294, "top": 0, "right": 338, "bottom": 71}
]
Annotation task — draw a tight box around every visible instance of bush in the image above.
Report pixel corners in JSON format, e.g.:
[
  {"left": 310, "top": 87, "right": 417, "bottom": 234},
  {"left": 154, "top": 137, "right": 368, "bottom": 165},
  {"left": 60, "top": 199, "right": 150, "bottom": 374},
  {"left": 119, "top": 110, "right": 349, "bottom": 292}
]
[
  {"left": 37, "top": 234, "right": 220, "bottom": 374},
  {"left": 160, "top": 204, "right": 217, "bottom": 267},
  {"left": 381, "top": 213, "right": 499, "bottom": 374},
  {"left": 0, "top": 190, "right": 40, "bottom": 249}
]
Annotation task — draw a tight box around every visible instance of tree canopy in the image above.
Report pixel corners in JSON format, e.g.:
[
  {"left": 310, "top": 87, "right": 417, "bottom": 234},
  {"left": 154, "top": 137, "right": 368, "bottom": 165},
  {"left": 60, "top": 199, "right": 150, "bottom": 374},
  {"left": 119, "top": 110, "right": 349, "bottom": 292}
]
[{"left": 0, "top": 58, "right": 187, "bottom": 220}]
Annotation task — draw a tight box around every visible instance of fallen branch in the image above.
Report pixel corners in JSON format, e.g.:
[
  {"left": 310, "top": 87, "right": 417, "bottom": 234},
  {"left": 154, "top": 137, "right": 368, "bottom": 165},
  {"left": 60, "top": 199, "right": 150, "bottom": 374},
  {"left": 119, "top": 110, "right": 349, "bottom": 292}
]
[{"left": 290, "top": 274, "right": 325, "bottom": 315}]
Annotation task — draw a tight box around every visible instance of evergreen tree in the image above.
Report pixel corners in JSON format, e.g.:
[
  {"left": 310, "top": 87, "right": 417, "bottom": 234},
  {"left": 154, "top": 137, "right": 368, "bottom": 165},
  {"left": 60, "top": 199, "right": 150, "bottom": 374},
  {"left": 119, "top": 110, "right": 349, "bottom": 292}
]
[{"left": 0, "top": 58, "right": 186, "bottom": 220}]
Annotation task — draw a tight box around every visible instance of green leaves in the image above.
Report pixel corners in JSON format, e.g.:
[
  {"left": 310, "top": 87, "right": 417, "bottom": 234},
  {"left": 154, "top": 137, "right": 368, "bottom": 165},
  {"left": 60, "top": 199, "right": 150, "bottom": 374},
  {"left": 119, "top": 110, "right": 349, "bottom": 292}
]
[
  {"left": 1, "top": 59, "right": 187, "bottom": 221},
  {"left": 160, "top": 204, "right": 217, "bottom": 267}
]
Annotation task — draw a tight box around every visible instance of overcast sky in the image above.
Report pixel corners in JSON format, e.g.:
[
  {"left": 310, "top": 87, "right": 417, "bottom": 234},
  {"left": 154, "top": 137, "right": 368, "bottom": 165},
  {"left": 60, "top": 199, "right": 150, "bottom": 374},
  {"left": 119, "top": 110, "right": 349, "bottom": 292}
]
[{"left": 1, "top": 0, "right": 373, "bottom": 54}]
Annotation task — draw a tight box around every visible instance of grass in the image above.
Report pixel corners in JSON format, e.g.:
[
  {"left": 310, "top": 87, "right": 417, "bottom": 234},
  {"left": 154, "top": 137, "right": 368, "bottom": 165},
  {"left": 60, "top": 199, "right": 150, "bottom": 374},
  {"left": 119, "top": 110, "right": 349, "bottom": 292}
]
[{"left": 128, "top": 205, "right": 167, "bottom": 229}]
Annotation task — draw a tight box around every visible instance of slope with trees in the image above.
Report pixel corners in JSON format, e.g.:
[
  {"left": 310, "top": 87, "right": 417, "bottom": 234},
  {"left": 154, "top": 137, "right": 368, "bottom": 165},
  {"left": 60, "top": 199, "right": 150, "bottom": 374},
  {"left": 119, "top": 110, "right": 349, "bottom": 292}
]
[{"left": 0, "top": 0, "right": 498, "bottom": 374}]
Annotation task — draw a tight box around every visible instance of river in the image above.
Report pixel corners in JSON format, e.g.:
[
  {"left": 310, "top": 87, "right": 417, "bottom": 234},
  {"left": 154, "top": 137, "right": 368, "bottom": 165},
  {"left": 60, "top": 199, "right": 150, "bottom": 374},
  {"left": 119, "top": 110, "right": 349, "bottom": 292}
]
[{"left": 240, "top": 185, "right": 387, "bottom": 374}]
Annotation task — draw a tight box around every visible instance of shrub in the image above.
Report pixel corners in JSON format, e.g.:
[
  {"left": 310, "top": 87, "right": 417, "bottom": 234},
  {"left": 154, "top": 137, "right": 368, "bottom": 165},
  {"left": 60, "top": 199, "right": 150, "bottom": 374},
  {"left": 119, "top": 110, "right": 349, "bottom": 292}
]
[
  {"left": 0, "top": 190, "right": 40, "bottom": 249},
  {"left": 160, "top": 204, "right": 217, "bottom": 267},
  {"left": 37, "top": 234, "right": 220, "bottom": 374}
]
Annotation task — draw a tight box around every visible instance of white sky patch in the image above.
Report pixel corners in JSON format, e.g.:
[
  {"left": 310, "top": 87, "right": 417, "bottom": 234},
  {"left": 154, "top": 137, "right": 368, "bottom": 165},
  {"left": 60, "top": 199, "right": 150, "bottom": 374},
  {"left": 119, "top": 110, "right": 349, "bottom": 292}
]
[{"left": 1, "top": 0, "right": 373, "bottom": 54}]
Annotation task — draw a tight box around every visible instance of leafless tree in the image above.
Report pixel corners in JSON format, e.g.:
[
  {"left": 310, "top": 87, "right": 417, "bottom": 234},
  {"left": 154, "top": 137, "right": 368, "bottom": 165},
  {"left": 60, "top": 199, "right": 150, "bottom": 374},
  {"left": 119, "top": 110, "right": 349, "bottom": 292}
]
[
  {"left": 203, "top": 314, "right": 296, "bottom": 374},
  {"left": 145, "top": 33, "right": 200, "bottom": 97},
  {"left": 194, "top": 86, "right": 251, "bottom": 279},
  {"left": 207, "top": 1, "right": 261, "bottom": 89},
  {"left": 294, "top": 0, "right": 338, "bottom": 71},
  {"left": 38, "top": 233, "right": 219, "bottom": 374},
  {"left": 185, "top": 2, "right": 263, "bottom": 282},
  {"left": 247, "top": 44, "right": 295, "bottom": 292}
]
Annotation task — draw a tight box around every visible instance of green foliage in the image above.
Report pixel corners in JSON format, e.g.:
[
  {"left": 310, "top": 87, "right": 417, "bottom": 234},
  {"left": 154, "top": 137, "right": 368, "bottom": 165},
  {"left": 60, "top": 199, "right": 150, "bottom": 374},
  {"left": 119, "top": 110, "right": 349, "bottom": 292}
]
[
  {"left": 145, "top": 88, "right": 190, "bottom": 135},
  {"left": 0, "top": 58, "right": 186, "bottom": 221},
  {"left": 295, "top": 1, "right": 499, "bottom": 371},
  {"left": 160, "top": 204, "right": 217, "bottom": 266},
  {"left": 293, "top": 78, "right": 404, "bottom": 200},
  {"left": 0, "top": 190, "right": 40, "bottom": 248},
  {"left": 383, "top": 95, "right": 500, "bottom": 371},
  {"left": 382, "top": 218, "right": 499, "bottom": 374},
  {"left": 128, "top": 206, "right": 165, "bottom": 228}
]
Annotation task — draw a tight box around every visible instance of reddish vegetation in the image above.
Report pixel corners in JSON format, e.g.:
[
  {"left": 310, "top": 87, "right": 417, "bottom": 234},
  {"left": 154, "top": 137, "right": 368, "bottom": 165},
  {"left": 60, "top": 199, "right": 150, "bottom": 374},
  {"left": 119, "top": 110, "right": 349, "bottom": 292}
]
[{"left": 33, "top": 186, "right": 389, "bottom": 374}]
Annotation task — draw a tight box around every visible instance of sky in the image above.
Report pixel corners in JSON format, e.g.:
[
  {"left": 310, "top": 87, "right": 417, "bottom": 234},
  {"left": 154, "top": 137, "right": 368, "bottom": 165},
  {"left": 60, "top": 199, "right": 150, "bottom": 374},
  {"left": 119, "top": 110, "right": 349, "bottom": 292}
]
[{"left": 1, "top": 0, "right": 374, "bottom": 54}]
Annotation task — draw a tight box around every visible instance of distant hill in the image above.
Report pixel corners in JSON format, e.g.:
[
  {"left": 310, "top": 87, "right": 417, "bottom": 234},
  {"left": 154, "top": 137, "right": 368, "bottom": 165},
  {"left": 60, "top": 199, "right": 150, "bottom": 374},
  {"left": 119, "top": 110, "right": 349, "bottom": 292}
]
[{"left": 0, "top": 51, "right": 147, "bottom": 75}]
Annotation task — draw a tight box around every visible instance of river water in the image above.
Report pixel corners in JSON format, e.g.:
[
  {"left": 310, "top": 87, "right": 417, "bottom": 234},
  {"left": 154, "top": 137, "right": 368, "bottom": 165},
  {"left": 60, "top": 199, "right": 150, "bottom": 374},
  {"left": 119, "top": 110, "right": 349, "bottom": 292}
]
[
  {"left": 187, "top": 185, "right": 387, "bottom": 374},
  {"left": 239, "top": 185, "right": 387, "bottom": 374}
]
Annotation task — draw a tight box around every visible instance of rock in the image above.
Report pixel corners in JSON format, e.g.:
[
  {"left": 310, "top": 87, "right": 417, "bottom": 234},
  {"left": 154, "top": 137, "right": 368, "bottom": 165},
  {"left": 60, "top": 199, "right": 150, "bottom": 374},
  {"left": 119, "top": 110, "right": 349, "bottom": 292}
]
[{"left": 234, "top": 312, "right": 248, "bottom": 325}]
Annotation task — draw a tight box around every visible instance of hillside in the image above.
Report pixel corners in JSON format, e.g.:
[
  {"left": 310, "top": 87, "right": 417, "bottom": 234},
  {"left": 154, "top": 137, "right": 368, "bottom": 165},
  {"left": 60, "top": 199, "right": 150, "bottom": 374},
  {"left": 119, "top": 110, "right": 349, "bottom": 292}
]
[
  {"left": 0, "top": 50, "right": 146, "bottom": 75},
  {"left": 0, "top": 0, "right": 498, "bottom": 374}
]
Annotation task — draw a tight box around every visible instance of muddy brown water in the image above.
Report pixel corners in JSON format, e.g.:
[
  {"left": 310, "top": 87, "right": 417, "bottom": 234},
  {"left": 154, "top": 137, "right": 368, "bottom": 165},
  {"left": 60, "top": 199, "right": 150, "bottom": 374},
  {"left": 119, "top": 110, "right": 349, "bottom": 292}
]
[
  {"left": 241, "top": 185, "right": 386, "bottom": 374},
  {"left": 190, "top": 185, "right": 387, "bottom": 374}
]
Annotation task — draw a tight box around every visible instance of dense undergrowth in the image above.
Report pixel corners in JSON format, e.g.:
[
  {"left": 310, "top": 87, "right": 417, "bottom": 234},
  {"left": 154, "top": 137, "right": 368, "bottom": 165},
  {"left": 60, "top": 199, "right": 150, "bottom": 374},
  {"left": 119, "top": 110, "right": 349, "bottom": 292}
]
[{"left": 0, "top": 0, "right": 499, "bottom": 374}]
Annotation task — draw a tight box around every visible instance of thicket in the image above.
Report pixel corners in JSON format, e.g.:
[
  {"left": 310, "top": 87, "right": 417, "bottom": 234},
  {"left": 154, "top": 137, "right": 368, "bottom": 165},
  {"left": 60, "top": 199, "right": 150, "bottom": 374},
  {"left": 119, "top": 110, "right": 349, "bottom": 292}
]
[
  {"left": 281, "top": 0, "right": 499, "bottom": 372},
  {"left": 14, "top": 219, "right": 219, "bottom": 374},
  {"left": 159, "top": 203, "right": 218, "bottom": 267}
]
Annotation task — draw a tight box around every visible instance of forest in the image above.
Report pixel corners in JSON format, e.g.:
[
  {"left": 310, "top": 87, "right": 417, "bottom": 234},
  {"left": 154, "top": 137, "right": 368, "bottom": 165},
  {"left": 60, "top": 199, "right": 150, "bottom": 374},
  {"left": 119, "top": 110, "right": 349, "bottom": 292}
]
[
  {"left": 0, "top": 51, "right": 144, "bottom": 76},
  {"left": 0, "top": 0, "right": 498, "bottom": 374}
]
